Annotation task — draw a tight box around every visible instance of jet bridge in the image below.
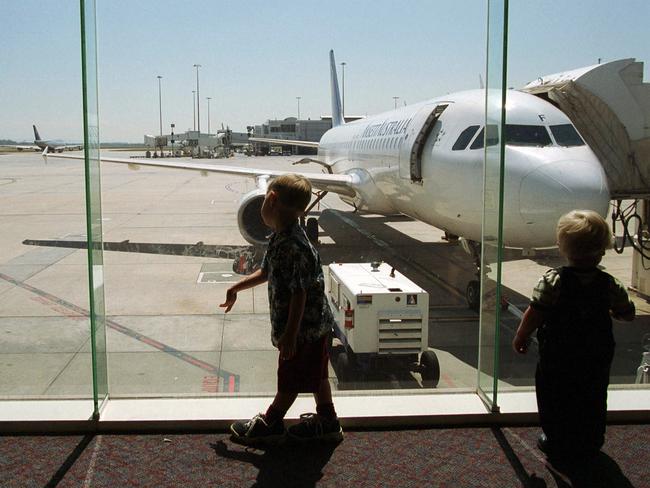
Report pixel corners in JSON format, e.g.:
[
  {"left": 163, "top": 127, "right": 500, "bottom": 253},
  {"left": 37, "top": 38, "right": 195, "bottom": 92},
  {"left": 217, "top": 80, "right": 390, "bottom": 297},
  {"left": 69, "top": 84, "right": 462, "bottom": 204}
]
[
  {"left": 522, "top": 58, "right": 650, "bottom": 199},
  {"left": 524, "top": 59, "right": 650, "bottom": 302}
]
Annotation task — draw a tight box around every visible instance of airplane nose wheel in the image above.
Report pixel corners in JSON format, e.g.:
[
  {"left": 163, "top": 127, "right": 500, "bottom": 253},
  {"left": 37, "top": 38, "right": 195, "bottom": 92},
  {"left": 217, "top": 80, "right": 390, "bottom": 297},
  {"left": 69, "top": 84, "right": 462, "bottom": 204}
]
[
  {"left": 460, "top": 240, "right": 482, "bottom": 312},
  {"left": 466, "top": 280, "right": 480, "bottom": 312},
  {"left": 419, "top": 350, "right": 440, "bottom": 388}
]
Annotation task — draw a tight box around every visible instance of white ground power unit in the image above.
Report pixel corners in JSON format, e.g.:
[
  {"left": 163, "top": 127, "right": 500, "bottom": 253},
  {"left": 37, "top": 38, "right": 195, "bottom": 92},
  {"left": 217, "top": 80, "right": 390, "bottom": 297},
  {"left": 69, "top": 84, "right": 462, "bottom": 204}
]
[{"left": 326, "top": 262, "right": 440, "bottom": 387}]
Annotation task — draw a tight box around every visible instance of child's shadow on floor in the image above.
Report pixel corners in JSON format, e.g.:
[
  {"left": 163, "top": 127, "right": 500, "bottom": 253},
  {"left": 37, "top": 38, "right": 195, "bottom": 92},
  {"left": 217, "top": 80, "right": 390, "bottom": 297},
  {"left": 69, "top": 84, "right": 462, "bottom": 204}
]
[
  {"left": 548, "top": 451, "right": 634, "bottom": 488},
  {"left": 211, "top": 438, "right": 339, "bottom": 488}
]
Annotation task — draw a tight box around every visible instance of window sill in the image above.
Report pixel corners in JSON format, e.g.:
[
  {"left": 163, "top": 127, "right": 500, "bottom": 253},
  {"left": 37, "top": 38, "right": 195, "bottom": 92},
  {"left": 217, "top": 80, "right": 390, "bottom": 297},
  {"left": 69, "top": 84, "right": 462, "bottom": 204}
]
[{"left": 1, "top": 388, "right": 648, "bottom": 433}]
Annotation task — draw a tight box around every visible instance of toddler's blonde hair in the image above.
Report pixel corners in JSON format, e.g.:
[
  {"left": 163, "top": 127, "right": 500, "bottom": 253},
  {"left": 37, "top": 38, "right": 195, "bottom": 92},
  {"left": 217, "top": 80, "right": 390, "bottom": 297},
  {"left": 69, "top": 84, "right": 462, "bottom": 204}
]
[{"left": 556, "top": 210, "right": 612, "bottom": 261}]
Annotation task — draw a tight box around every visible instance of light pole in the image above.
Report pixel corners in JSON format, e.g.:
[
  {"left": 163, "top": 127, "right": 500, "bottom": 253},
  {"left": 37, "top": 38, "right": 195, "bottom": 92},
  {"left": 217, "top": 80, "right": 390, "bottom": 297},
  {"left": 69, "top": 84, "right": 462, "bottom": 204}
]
[
  {"left": 171, "top": 123, "right": 175, "bottom": 155},
  {"left": 340, "top": 61, "right": 346, "bottom": 119},
  {"left": 393, "top": 96, "right": 400, "bottom": 110},
  {"left": 206, "top": 97, "right": 211, "bottom": 135},
  {"left": 157, "top": 75, "right": 163, "bottom": 136},
  {"left": 192, "top": 90, "right": 196, "bottom": 131},
  {"left": 194, "top": 64, "right": 201, "bottom": 133},
  {"left": 296, "top": 96, "right": 301, "bottom": 120}
]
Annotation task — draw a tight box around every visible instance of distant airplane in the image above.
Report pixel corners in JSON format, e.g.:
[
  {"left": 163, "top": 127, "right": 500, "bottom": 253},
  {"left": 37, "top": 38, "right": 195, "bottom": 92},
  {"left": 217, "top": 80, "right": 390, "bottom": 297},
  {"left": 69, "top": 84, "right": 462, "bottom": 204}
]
[
  {"left": 46, "top": 52, "right": 647, "bottom": 308},
  {"left": 4, "top": 125, "right": 82, "bottom": 152}
]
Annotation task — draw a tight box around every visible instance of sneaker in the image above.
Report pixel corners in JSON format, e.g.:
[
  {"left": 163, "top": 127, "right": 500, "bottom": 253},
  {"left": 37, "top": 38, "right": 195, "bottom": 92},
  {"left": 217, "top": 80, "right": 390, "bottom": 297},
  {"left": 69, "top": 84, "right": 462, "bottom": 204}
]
[
  {"left": 287, "top": 413, "right": 344, "bottom": 443},
  {"left": 537, "top": 433, "right": 551, "bottom": 455},
  {"left": 230, "top": 413, "right": 285, "bottom": 446}
]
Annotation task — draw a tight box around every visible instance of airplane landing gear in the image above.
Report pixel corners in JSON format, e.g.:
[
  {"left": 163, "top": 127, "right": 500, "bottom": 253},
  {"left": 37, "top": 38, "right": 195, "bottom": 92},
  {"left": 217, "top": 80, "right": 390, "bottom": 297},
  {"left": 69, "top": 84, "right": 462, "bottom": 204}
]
[
  {"left": 466, "top": 280, "right": 481, "bottom": 312},
  {"left": 461, "top": 239, "right": 483, "bottom": 312},
  {"left": 301, "top": 190, "right": 328, "bottom": 245},
  {"left": 306, "top": 217, "right": 319, "bottom": 244}
]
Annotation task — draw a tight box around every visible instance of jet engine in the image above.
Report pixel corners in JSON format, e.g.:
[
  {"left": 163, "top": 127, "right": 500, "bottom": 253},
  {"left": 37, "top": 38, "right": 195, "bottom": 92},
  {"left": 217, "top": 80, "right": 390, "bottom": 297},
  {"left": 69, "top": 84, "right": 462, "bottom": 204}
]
[{"left": 237, "top": 189, "right": 272, "bottom": 246}]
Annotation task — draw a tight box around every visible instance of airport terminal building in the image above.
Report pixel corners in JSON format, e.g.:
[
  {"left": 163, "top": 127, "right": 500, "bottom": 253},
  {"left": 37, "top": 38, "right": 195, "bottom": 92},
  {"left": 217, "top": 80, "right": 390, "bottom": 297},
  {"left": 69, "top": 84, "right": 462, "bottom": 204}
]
[{"left": 252, "top": 116, "right": 363, "bottom": 153}]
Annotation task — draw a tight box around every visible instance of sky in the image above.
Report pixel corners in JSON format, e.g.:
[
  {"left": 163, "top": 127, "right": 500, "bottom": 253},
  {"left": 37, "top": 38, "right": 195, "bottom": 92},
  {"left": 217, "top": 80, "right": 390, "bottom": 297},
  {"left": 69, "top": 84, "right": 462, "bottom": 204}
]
[{"left": 1, "top": 0, "right": 649, "bottom": 143}]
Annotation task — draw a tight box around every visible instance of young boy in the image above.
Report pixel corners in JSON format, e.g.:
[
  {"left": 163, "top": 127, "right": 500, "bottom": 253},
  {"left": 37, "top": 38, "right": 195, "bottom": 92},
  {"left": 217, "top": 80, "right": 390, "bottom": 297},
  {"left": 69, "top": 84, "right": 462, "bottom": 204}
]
[
  {"left": 513, "top": 210, "right": 635, "bottom": 462},
  {"left": 221, "top": 174, "right": 342, "bottom": 445}
]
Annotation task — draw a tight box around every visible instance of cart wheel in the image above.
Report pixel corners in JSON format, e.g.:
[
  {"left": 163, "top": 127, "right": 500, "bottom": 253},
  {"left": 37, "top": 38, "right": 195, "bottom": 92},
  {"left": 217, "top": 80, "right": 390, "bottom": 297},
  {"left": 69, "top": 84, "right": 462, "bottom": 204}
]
[
  {"left": 336, "top": 352, "right": 352, "bottom": 383},
  {"left": 466, "top": 280, "right": 480, "bottom": 312},
  {"left": 306, "top": 217, "right": 319, "bottom": 244},
  {"left": 420, "top": 350, "right": 440, "bottom": 388}
]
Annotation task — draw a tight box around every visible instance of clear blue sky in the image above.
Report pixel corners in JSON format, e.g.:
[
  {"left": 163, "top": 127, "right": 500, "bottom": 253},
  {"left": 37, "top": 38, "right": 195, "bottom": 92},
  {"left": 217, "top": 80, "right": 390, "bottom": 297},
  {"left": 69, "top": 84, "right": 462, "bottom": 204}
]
[{"left": 1, "top": 0, "right": 649, "bottom": 142}]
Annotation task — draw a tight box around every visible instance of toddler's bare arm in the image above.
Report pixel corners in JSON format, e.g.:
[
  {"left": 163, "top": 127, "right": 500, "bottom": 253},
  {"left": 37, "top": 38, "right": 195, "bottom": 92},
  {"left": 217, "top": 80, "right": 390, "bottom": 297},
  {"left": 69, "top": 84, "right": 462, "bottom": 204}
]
[
  {"left": 513, "top": 306, "right": 543, "bottom": 354},
  {"left": 611, "top": 304, "right": 635, "bottom": 322}
]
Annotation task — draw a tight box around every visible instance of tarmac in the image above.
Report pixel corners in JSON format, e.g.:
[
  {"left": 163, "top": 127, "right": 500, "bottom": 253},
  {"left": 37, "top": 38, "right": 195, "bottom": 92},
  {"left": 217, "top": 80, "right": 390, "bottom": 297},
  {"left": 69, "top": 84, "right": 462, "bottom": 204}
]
[{"left": 0, "top": 150, "right": 648, "bottom": 399}]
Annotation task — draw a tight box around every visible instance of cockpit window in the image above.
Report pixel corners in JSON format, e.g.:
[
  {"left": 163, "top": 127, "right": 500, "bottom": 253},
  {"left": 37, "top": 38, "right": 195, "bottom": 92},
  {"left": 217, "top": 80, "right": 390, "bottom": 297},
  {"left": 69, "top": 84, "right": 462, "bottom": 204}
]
[
  {"left": 469, "top": 124, "right": 499, "bottom": 150},
  {"left": 550, "top": 124, "right": 585, "bottom": 147},
  {"left": 452, "top": 125, "right": 480, "bottom": 151},
  {"left": 504, "top": 124, "right": 552, "bottom": 147}
]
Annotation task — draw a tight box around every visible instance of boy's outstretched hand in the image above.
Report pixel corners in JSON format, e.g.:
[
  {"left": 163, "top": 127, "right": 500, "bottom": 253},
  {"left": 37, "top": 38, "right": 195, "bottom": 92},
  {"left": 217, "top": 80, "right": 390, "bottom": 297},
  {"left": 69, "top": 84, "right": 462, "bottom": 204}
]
[{"left": 220, "top": 288, "right": 237, "bottom": 313}]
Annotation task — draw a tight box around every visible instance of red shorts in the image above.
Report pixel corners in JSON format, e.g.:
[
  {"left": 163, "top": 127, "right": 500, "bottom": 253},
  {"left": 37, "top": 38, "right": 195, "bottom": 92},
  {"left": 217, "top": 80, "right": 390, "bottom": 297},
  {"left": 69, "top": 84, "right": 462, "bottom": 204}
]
[{"left": 277, "top": 335, "right": 329, "bottom": 393}]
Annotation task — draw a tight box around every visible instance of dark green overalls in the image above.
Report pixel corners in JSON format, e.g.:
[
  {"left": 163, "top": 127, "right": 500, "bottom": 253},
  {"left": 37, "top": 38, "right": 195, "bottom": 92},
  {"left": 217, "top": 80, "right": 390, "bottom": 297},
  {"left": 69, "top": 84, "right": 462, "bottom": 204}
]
[{"left": 536, "top": 266, "right": 615, "bottom": 457}]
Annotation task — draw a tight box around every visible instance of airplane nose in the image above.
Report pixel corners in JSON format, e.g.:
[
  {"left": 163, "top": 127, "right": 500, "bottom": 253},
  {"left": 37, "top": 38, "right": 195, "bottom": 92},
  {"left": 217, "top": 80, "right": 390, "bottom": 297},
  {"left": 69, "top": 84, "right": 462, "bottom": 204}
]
[{"left": 519, "top": 160, "right": 610, "bottom": 242}]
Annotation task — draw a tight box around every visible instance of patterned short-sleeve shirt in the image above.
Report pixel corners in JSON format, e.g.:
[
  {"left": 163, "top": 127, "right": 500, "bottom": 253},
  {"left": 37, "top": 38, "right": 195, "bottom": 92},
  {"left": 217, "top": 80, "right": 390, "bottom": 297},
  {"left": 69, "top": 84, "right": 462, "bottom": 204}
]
[
  {"left": 530, "top": 266, "right": 634, "bottom": 316},
  {"left": 262, "top": 221, "right": 335, "bottom": 346}
]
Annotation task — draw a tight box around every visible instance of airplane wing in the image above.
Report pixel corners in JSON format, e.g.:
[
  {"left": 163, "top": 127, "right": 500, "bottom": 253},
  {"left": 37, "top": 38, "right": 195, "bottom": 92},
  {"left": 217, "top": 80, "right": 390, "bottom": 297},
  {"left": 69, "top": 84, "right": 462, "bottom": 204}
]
[
  {"left": 248, "top": 137, "right": 319, "bottom": 148},
  {"left": 0, "top": 145, "right": 39, "bottom": 151},
  {"left": 45, "top": 152, "right": 357, "bottom": 197}
]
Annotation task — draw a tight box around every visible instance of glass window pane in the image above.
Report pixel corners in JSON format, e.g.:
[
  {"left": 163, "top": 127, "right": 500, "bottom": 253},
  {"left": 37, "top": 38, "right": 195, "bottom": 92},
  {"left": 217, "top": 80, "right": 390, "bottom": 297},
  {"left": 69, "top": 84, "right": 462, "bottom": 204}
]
[
  {"left": 0, "top": 1, "right": 103, "bottom": 416},
  {"left": 499, "top": 2, "right": 650, "bottom": 411},
  {"left": 81, "top": 0, "right": 108, "bottom": 413},
  {"left": 478, "top": 0, "right": 509, "bottom": 411}
]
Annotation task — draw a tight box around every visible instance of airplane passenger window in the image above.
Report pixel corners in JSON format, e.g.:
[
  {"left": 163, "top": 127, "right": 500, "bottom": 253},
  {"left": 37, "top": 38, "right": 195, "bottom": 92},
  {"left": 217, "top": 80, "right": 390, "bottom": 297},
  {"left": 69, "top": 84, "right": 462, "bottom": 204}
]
[
  {"left": 504, "top": 124, "right": 552, "bottom": 147},
  {"left": 469, "top": 125, "right": 499, "bottom": 149},
  {"left": 452, "top": 125, "right": 480, "bottom": 150},
  {"left": 550, "top": 124, "right": 585, "bottom": 147}
]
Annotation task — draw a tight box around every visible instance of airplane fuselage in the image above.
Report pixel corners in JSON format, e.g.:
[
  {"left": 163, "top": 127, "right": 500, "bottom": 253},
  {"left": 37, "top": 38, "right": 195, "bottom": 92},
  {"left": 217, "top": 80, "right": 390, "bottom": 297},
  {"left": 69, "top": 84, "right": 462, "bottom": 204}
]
[{"left": 317, "top": 89, "right": 609, "bottom": 249}]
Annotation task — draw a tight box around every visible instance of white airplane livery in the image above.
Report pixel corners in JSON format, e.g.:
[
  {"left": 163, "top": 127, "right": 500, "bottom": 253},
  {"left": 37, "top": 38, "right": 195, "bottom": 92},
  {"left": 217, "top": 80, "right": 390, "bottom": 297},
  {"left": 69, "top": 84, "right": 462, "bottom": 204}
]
[{"left": 47, "top": 50, "right": 610, "bottom": 254}]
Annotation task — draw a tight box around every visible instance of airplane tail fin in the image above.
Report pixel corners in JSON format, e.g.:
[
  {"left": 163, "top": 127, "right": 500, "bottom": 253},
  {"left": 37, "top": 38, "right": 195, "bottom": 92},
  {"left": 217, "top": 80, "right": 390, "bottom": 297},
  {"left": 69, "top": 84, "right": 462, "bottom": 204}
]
[
  {"left": 33, "top": 125, "right": 41, "bottom": 141},
  {"left": 329, "top": 50, "right": 344, "bottom": 127}
]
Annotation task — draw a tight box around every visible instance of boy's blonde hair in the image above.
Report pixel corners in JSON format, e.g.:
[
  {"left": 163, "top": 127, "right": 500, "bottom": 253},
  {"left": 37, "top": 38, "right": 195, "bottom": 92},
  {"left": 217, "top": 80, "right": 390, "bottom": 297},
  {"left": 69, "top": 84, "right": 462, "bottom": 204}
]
[
  {"left": 267, "top": 174, "right": 312, "bottom": 214},
  {"left": 556, "top": 210, "right": 612, "bottom": 260}
]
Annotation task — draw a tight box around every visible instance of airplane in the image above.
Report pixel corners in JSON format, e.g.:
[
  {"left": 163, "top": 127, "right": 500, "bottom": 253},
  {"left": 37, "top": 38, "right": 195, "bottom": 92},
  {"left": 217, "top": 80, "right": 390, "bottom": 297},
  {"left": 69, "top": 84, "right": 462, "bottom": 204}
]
[
  {"left": 45, "top": 50, "right": 614, "bottom": 307},
  {"left": 4, "top": 125, "right": 82, "bottom": 152}
]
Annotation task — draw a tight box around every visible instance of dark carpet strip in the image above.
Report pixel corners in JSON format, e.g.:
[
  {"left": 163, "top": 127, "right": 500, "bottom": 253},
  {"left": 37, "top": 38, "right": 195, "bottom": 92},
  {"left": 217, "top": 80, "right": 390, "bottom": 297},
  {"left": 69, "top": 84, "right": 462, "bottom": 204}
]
[{"left": 0, "top": 425, "right": 648, "bottom": 487}]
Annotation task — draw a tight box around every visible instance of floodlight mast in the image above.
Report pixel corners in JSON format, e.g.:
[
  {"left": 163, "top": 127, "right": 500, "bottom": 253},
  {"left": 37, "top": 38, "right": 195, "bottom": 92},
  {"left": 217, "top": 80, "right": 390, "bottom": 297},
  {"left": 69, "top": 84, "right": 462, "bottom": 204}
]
[
  {"left": 157, "top": 75, "right": 163, "bottom": 136},
  {"left": 194, "top": 64, "right": 201, "bottom": 133},
  {"left": 207, "top": 97, "right": 211, "bottom": 135},
  {"left": 192, "top": 90, "right": 196, "bottom": 131}
]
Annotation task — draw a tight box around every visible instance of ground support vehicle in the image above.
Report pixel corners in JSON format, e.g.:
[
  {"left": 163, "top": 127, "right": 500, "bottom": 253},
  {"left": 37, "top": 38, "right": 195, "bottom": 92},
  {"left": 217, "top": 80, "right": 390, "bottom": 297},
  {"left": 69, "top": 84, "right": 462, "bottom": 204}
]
[{"left": 326, "top": 262, "right": 439, "bottom": 388}]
